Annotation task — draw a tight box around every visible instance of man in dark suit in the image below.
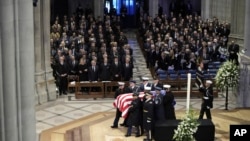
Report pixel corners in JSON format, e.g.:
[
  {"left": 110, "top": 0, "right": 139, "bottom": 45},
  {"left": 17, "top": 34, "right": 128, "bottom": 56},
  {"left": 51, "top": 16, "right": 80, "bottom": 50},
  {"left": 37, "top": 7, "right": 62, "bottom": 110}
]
[
  {"left": 199, "top": 80, "right": 214, "bottom": 119},
  {"left": 88, "top": 60, "right": 99, "bottom": 81},
  {"left": 99, "top": 58, "right": 111, "bottom": 81},
  {"left": 56, "top": 56, "right": 69, "bottom": 95},
  {"left": 111, "top": 56, "right": 122, "bottom": 81},
  {"left": 68, "top": 55, "right": 78, "bottom": 75},
  {"left": 228, "top": 40, "right": 239, "bottom": 65},
  {"left": 122, "top": 57, "right": 133, "bottom": 81}
]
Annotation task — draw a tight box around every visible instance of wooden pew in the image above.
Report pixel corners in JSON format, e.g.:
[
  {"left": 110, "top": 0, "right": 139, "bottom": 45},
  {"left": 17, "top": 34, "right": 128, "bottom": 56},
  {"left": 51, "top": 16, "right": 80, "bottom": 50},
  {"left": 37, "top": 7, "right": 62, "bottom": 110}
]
[
  {"left": 104, "top": 81, "right": 130, "bottom": 98},
  {"left": 75, "top": 81, "right": 104, "bottom": 99},
  {"left": 161, "top": 79, "right": 218, "bottom": 98},
  {"left": 67, "top": 75, "right": 79, "bottom": 92}
]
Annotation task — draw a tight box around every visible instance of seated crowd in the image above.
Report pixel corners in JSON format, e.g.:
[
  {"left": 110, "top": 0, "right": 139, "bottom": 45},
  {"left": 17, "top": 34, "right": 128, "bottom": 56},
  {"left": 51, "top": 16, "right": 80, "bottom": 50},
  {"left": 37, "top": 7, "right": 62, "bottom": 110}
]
[
  {"left": 137, "top": 12, "right": 237, "bottom": 77},
  {"left": 50, "top": 11, "right": 134, "bottom": 95}
]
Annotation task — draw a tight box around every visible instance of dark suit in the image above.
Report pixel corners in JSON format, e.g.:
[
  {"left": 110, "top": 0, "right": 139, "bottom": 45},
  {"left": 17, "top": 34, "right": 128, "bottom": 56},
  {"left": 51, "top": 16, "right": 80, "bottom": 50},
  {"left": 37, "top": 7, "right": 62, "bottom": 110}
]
[
  {"left": 69, "top": 60, "right": 78, "bottom": 75},
  {"left": 56, "top": 62, "right": 69, "bottom": 95},
  {"left": 78, "top": 64, "right": 88, "bottom": 81},
  {"left": 99, "top": 63, "right": 111, "bottom": 81},
  {"left": 111, "top": 61, "right": 122, "bottom": 81},
  {"left": 228, "top": 43, "right": 239, "bottom": 65},
  {"left": 88, "top": 65, "right": 99, "bottom": 81},
  {"left": 122, "top": 63, "right": 133, "bottom": 81}
]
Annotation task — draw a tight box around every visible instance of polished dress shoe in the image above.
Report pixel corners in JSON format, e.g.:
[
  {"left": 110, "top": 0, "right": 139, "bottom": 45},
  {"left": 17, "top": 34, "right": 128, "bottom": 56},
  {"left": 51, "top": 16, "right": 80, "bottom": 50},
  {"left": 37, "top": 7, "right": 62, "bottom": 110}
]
[
  {"left": 110, "top": 125, "right": 118, "bottom": 128},
  {"left": 125, "top": 134, "right": 131, "bottom": 137},
  {"left": 120, "top": 123, "right": 128, "bottom": 127}
]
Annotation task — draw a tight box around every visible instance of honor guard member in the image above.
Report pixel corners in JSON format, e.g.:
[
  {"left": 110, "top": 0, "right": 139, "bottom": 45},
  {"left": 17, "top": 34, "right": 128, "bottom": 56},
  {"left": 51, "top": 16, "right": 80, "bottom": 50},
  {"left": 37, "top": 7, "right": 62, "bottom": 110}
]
[
  {"left": 154, "top": 87, "right": 166, "bottom": 121},
  {"left": 140, "top": 77, "right": 152, "bottom": 91},
  {"left": 195, "top": 62, "right": 205, "bottom": 88},
  {"left": 139, "top": 86, "right": 152, "bottom": 136},
  {"left": 111, "top": 82, "right": 129, "bottom": 128},
  {"left": 199, "top": 80, "right": 214, "bottom": 119},
  {"left": 125, "top": 92, "right": 142, "bottom": 137},
  {"left": 162, "top": 85, "right": 176, "bottom": 120},
  {"left": 143, "top": 91, "right": 154, "bottom": 141},
  {"left": 128, "top": 80, "right": 141, "bottom": 93}
]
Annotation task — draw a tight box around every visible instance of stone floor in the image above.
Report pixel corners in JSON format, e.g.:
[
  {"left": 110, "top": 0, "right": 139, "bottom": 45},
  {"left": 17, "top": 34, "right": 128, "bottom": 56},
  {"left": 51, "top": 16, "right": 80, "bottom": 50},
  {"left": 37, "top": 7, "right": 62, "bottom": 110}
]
[{"left": 35, "top": 30, "right": 238, "bottom": 140}]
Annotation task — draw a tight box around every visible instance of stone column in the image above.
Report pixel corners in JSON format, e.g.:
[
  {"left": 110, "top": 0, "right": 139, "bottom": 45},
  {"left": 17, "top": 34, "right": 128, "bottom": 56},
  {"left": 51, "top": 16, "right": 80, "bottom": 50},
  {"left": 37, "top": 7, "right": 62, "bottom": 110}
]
[
  {"left": 201, "top": 0, "right": 211, "bottom": 20},
  {"left": 0, "top": 28, "right": 5, "bottom": 141},
  {"left": 0, "top": 0, "right": 19, "bottom": 140},
  {"left": 238, "top": 0, "right": 250, "bottom": 108},
  {"left": 94, "top": 0, "right": 104, "bottom": 19},
  {"left": 0, "top": 0, "right": 36, "bottom": 141},
  {"left": 149, "top": 0, "right": 158, "bottom": 17},
  {"left": 244, "top": 0, "right": 250, "bottom": 57},
  {"left": 229, "top": 0, "right": 245, "bottom": 45},
  {"left": 18, "top": 1, "right": 37, "bottom": 140},
  {"left": 43, "top": 0, "right": 57, "bottom": 102},
  {"left": 34, "top": 0, "right": 57, "bottom": 104}
]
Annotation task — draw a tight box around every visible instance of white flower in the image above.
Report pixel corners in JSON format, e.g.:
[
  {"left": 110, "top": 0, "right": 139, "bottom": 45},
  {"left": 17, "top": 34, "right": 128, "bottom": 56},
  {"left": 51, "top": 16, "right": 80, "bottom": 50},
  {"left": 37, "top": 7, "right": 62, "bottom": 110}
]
[
  {"left": 215, "top": 61, "right": 239, "bottom": 89},
  {"left": 173, "top": 109, "right": 199, "bottom": 141}
]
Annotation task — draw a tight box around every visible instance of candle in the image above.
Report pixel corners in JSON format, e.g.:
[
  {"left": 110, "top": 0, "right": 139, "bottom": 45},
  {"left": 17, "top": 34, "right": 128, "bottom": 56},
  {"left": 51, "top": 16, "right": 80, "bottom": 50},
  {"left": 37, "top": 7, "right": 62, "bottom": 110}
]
[{"left": 186, "top": 73, "right": 191, "bottom": 113}]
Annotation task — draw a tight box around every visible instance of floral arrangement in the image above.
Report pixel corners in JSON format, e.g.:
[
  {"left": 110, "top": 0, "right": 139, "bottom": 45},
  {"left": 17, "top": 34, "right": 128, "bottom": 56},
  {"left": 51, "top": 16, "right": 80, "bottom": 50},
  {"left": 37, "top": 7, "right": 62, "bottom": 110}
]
[
  {"left": 173, "top": 109, "right": 200, "bottom": 141},
  {"left": 215, "top": 60, "right": 239, "bottom": 89}
]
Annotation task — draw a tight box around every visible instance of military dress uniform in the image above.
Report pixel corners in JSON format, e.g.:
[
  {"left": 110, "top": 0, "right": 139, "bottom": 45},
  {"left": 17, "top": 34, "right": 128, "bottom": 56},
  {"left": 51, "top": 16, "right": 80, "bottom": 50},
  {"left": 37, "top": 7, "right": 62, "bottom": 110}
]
[
  {"left": 199, "top": 80, "right": 214, "bottom": 119},
  {"left": 154, "top": 87, "right": 166, "bottom": 121},
  {"left": 125, "top": 93, "right": 142, "bottom": 137},
  {"left": 143, "top": 93, "right": 154, "bottom": 141},
  {"left": 111, "top": 82, "right": 130, "bottom": 128}
]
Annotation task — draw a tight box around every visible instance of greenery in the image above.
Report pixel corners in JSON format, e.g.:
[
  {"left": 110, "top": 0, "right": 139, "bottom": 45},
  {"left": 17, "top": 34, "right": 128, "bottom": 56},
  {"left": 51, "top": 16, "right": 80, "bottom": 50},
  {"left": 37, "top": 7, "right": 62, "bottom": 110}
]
[
  {"left": 215, "top": 60, "right": 239, "bottom": 89},
  {"left": 173, "top": 109, "right": 200, "bottom": 141}
]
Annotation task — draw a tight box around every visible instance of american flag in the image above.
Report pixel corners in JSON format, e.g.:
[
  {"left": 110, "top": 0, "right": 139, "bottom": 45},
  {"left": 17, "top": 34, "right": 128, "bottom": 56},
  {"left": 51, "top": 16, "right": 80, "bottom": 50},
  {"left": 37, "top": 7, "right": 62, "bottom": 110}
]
[{"left": 113, "top": 92, "right": 145, "bottom": 118}]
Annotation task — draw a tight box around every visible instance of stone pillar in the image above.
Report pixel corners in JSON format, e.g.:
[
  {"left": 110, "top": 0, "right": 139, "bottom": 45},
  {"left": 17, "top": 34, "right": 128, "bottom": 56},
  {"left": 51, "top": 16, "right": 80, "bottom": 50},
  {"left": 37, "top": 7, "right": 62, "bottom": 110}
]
[
  {"left": 43, "top": 0, "right": 57, "bottom": 102},
  {"left": 244, "top": 0, "right": 250, "bottom": 57},
  {"left": 0, "top": 0, "right": 36, "bottom": 141},
  {"left": 0, "top": 1, "right": 20, "bottom": 140},
  {"left": 0, "top": 28, "right": 5, "bottom": 141},
  {"left": 18, "top": 1, "right": 37, "bottom": 140},
  {"left": 94, "top": 0, "right": 104, "bottom": 19},
  {"left": 229, "top": 0, "right": 245, "bottom": 45},
  {"left": 149, "top": 0, "right": 158, "bottom": 17},
  {"left": 34, "top": 0, "right": 57, "bottom": 104},
  {"left": 201, "top": 0, "right": 211, "bottom": 20},
  {"left": 238, "top": 0, "right": 250, "bottom": 108}
]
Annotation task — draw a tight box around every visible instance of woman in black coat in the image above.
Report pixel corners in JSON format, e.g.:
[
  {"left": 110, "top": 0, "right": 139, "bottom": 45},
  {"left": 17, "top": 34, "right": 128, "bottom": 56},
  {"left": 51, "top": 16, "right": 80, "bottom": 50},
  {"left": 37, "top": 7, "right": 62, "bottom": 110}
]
[
  {"left": 78, "top": 58, "right": 88, "bottom": 81},
  {"left": 125, "top": 93, "right": 142, "bottom": 137}
]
